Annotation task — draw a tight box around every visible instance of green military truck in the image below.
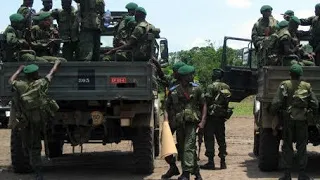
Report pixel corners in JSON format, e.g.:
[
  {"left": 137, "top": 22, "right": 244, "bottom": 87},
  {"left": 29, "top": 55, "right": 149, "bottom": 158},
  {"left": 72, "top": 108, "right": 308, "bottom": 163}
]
[
  {"left": 0, "top": 11, "right": 168, "bottom": 174},
  {"left": 219, "top": 36, "right": 320, "bottom": 171}
]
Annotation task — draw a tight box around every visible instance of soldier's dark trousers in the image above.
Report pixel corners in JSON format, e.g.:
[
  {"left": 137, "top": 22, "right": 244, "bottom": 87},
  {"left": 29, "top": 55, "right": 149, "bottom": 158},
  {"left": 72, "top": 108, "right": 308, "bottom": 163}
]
[
  {"left": 282, "top": 119, "right": 308, "bottom": 172},
  {"left": 78, "top": 29, "right": 101, "bottom": 61},
  {"left": 204, "top": 117, "right": 227, "bottom": 160},
  {"left": 62, "top": 41, "right": 79, "bottom": 61}
]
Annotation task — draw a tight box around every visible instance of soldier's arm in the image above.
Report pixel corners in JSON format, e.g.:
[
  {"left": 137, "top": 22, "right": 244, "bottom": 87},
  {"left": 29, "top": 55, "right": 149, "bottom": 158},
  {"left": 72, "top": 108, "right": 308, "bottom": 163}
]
[
  {"left": 198, "top": 88, "right": 207, "bottom": 128},
  {"left": 51, "top": 9, "right": 60, "bottom": 21},
  {"left": 164, "top": 92, "right": 173, "bottom": 121},
  {"left": 309, "top": 87, "right": 319, "bottom": 111},
  {"left": 282, "top": 38, "right": 297, "bottom": 55},
  {"left": 270, "top": 84, "right": 285, "bottom": 115},
  {"left": 46, "top": 60, "right": 61, "bottom": 82},
  {"left": 300, "top": 16, "right": 314, "bottom": 26},
  {"left": 251, "top": 23, "right": 261, "bottom": 48},
  {"left": 8, "top": 65, "right": 24, "bottom": 84}
]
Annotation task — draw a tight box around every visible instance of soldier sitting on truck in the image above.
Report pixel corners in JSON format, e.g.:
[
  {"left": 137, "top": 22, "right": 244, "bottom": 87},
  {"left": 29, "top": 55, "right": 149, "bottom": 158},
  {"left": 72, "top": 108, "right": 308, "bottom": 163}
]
[
  {"left": 105, "top": 7, "right": 161, "bottom": 61},
  {"left": 30, "top": 12, "right": 67, "bottom": 62}
]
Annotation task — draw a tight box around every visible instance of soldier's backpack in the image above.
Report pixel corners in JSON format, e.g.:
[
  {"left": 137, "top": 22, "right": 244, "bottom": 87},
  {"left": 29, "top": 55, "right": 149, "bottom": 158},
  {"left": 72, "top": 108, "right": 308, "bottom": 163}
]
[{"left": 209, "top": 83, "right": 233, "bottom": 119}]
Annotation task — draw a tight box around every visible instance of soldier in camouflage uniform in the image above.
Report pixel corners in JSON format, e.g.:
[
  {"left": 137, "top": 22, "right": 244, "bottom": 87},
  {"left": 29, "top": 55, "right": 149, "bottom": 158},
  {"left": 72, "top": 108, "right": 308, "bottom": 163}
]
[
  {"left": 113, "top": 2, "right": 138, "bottom": 48},
  {"left": 51, "top": 0, "right": 80, "bottom": 61},
  {"left": 74, "top": 0, "right": 105, "bottom": 61},
  {"left": 106, "top": 7, "right": 160, "bottom": 61},
  {"left": 269, "top": 64, "right": 318, "bottom": 180},
  {"left": 200, "top": 69, "right": 231, "bottom": 170},
  {"left": 30, "top": 12, "right": 67, "bottom": 62},
  {"left": 281, "top": 10, "right": 294, "bottom": 21},
  {"left": 9, "top": 61, "right": 61, "bottom": 180},
  {"left": 161, "top": 61, "right": 186, "bottom": 179},
  {"left": 300, "top": 3, "right": 320, "bottom": 66},
  {"left": 40, "top": 0, "right": 53, "bottom": 13},
  {"left": 251, "top": 5, "right": 278, "bottom": 67},
  {"left": 165, "top": 65, "right": 207, "bottom": 180},
  {"left": 17, "top": 0, "right": 35, "bottom": 19}
]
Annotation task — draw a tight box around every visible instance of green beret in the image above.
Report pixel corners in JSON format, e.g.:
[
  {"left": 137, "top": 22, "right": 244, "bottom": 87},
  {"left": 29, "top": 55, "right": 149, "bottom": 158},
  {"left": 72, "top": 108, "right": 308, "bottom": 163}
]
[
  {"left": 23, "top": 64, "right": 39, "bottom": 74},
  {"left": 125, "top": 2, "right": 138, "bottom": 10},
  {"left": 290, "top": 64, "right": 303, "bottom": 76},
  {"left": 315, "top": 3, "right": 320, "bottom": 9},
  {"left": 290, "top": 16, "right": 301, "bottom": 25},
  {"left": 260, "top": 5, "right": 273, "bottom": 13},
  {"left": 212, "top": 69, "right": 224, "bottom": 78},
  {"left": 178, "top": 65, "right": 195, "bottom": 75},
  {"left": 135, "top": 7, "right": 147, "bottom": 15},
  {"left": 172, "top": 61, "right": 186, "bottom": 71},
  {"left": 124, "top": 16, "right": 134, "bottom": 22},
  {"left": 37, "top": 12, "right": 51, "bottom": 21},
  {"left": 126, "top": 17, "right": 136, "bottom": 25},
  {"left": 9, "top": 13, "right": 24, "bottom": 23},
  {"left": 282, "top": 10, "right": 294, "bottom": 16},
  {"left": 277, "top": 20, "right": 289, "bottom": 29}
]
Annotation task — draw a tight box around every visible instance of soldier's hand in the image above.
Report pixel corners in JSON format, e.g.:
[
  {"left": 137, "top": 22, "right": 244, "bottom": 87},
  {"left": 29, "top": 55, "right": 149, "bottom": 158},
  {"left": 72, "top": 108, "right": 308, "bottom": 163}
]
[
  {"left": 105, "top": 49, "right": 116, "bottom": 55},
  {"left": 308, "top": 54, "right": 315, "bottom": 61},
  {"left": 198, "top": 122, "right": 205, "bottom": 129},
  {"left": 18, "top": 65, "right": 25, "bottom": 71}
]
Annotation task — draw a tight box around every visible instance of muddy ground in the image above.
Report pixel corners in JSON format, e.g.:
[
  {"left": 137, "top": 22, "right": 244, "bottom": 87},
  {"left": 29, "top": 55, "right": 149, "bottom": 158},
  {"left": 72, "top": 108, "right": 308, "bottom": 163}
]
[{"left": 0, "top": 117, "right": 320, "bottom": 180}]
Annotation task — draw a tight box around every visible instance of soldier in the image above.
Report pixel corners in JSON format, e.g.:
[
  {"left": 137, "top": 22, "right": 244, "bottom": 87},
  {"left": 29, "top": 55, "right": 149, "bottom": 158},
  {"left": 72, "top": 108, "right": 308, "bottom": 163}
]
[
  {"left": 200, "top": 69, "right": 232, "bottom": 170},
  {"left": 40, "top": 0, "right": 53, "bottom": 13},
  {"left": 51, "top": 0, "right": 80, "bottom": 61},
  {"left": 165, "top": 65, "right": 207, "bottom": 180},
  {"left": 251, "top": 5, "right": 278, "bottom": 66},
  {"left": 9, "top": 60, "right": 61, "bottom": 180},
  {"left": 269, "top": 64, "right": 318, "bottom": 180},
  {"left": 30, "top": 12, "right": 66, "bottom": 62},
  {"left": 106, "top": 7, "right": 160, "bottom": 61},
  {"left": 113, "top": 2, "right": 138, "bottom": 47},
  {"left": 281, "top": 10, "right": 294, "bottom": 21},
  {"left": 161, "top": 61, "right": 186, "bottom": 179},
  {"left": 74, "top": 0, "right": 105, "bottom": 61},
  {"left": 300, "top": 3, "right": 320, "bottom": 65},
  {"left": 17, "top": 0, "right": 35, "bottom": 18}
]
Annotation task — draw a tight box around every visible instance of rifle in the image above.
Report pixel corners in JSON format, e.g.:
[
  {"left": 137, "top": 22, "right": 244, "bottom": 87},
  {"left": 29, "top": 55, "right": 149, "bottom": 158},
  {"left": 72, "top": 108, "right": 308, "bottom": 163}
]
[{"left": 197, "top": 129, "right": 203, "bottom": 160}]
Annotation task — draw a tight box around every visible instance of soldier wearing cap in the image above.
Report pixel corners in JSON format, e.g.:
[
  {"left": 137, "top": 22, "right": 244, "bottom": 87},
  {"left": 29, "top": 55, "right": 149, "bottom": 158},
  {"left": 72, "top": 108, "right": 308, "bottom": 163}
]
[
  {"left": 251, "top": 5, "right": 279, "bottom": 66},
  {"left": 8, "top": 60, "right": 61, "bottom": 180},
  {"left": 51, "top": 0, "right": 80, "bottom": 61},
  {"left": 300, "top": 3, "right": 320, "bottom": 66},
  {"left": 282, "top": 10, "right": 294, "bottom": 21},
  {"left": 74, "top": 0, "right": 105, "bottom": 61},
  {"left": 106, "top": 7, "right": 160, "bottom": 61},
  {"left": 164, "top": 65, "right": 207, "bottom": 180},
  {"left": 269, "top": 64, "right": 318, "bottom": 180}
]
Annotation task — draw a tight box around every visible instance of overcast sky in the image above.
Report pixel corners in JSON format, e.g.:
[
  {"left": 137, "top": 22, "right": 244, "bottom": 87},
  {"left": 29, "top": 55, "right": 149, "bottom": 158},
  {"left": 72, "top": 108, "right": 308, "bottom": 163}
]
[{"left": 0, "top": 0, "right": 318, "bottom": 52}]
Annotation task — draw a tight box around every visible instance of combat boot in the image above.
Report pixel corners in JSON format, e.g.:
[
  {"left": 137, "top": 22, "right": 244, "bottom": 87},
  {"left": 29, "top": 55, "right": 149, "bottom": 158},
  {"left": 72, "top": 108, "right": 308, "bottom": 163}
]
[
  {"left": 161, "top": 164, "right": 180, "bottom": 179},
  {"left": 194, "top": 171, "right": 203, "bottom": 180},
  {"left": 298, "top": 172, "right": 313, "bottom": 180},
  {"left": 178, "top": 171, "right": 190, "bottom": 180},
  {"left": 278, "top": 171, "right": 291, "bottom": 180},
  {"left": 200, "top": 160, "right": 215, "bottom": 170},
  {"left": 220, "top": 158, "right": 227, "bottom": 169}
]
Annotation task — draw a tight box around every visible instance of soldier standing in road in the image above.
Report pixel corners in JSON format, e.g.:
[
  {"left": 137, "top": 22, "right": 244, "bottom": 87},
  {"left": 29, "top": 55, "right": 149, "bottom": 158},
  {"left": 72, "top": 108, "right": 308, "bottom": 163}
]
[
  {"left": 282, "top": 10, "right": 294, "bottom": 21},
  {"left": 200, "top": 69, "right": 232, "bottom": 170},
  {"left": 9, "top": 61, "right": 61, "bottom": 180},
  {"left": 161, "top": 61, "right": 186, "bottom": 179},
  {"left": 251, "top": 5, "right": 278, "bottom": 67},
  {"left": 165, "top": 65, "right": 207, "bottom": 180},
  {"left": 74, "top": 0, "right": 105, "bottom": 61},
  {"left": 51, "top": 0, "right": 80, "bottom": 61},
  {"left": 269, "top": 64, "right": 318, "bottom": 180},
  {"left": 300, "top": 3, "right": 320, "bottom": 66}
]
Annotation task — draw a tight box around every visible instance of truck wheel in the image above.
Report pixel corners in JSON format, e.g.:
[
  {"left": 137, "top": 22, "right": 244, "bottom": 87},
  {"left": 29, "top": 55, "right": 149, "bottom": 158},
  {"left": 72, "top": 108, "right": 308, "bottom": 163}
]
[
  {"left": 253, "top": 130, "right": 260, "bottom": 157},
  {"left": 133, "top": 127, "right": 154, "bottom": 174},
  {"left": 258, "top": 128, "right": 280, "bottom": 171},
  {"left": 11, "top": 128, "right": 32, "bottom": 173},
  {"left": 48, "top": 140, "right": 64, "bottom": 158}
]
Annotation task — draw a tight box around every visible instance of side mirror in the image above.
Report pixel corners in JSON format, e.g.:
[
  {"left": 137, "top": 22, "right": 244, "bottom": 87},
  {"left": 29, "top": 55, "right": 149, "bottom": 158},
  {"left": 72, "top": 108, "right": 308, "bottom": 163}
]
[{"left": 159, "top": 39, "right": 169, "bottom": 64}]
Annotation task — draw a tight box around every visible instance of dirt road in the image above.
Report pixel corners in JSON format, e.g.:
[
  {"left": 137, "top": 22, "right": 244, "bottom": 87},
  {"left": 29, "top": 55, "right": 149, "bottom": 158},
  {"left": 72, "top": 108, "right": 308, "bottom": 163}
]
[{"left": 1, "top": 117, "right": 320, "bottom": 180}]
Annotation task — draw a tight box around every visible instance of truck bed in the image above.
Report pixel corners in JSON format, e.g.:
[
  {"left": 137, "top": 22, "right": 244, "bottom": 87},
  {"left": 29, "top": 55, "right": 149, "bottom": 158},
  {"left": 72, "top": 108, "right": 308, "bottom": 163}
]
[
  {"left": 0, "top": 61, "right": 154, "bottom": 102},
  {"left": 257, "top": 66, "right": 320, "bottom": 102}
]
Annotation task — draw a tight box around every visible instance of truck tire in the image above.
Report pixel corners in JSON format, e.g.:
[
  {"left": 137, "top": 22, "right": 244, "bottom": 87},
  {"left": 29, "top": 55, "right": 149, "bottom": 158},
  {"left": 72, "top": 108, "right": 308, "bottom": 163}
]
[
  {"left": 48, "top": 140, "right": 64, "bottom": 158},
  {"left": 133, "top": 127, "right": 154, "bottom": 174},
  {"left": 253, "top": 130, "right": 260, "bottom": 157},
  {"left": 11, "top": 128, "right": 32, "bottom": 173},
  {"left": 258, "top": 128, "right": 280, "bottom": 172}
]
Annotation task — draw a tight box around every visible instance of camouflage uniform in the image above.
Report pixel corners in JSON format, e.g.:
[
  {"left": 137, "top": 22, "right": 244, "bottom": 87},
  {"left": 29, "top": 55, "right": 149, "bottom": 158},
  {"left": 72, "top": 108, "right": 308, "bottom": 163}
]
[
  {"left": 201, "top": 69, "right": 231, "bottom": 170},
  {"left": 51, "top": 6, "right": 80, "bottom": 61},
  {"left": 75, "top": 0, "right": 105, "bottom": 61},
  {"left": 252, "top": 5, "right": 278, "bottom": 66},
  {"left": 270, "top": 64, "right": 318, "bottom": 180},
  {"left": 166, "top": 65, "right": 205, "bottom": 180}
]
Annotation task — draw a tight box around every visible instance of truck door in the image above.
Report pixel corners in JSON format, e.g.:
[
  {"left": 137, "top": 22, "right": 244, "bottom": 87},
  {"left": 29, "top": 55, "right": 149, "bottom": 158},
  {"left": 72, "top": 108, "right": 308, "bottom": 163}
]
[{"left": 220, "top": 36, "right": 258, "bottom": 102}]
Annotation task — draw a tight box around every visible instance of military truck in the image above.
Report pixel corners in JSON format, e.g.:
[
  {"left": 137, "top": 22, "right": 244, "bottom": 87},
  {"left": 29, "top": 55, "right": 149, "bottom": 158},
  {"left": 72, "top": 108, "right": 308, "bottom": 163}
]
[
  {"left": 219, "top": 36, "right": 320, "bottom": 171},
  {"left": 0, "top": 11, "right": 168, "bottom": 174}
]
